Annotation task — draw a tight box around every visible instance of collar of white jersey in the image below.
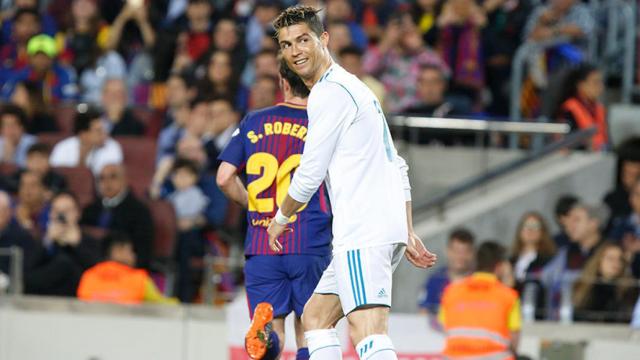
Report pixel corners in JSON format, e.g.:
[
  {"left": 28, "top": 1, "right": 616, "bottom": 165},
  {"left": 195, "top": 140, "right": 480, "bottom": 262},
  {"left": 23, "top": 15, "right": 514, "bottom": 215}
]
[{"left": 317, "top": 62, "right": 339, "bottom": 84}]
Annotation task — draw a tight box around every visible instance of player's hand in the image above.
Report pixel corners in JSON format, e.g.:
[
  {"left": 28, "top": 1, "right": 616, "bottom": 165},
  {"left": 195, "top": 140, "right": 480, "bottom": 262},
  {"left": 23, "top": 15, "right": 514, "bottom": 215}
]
[
  {"left": 405, "top": 232, "right": 437, "bottom": 269},
  {"left": 267, "top": 219, "right": 291, "bottom": 252}
]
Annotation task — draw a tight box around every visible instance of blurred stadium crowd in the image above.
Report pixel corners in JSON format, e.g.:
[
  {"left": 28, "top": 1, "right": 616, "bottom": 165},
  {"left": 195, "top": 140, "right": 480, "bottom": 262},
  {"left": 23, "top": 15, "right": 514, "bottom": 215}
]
[{"left": 0, "top": 0, "right": 637, "bottom": 324}]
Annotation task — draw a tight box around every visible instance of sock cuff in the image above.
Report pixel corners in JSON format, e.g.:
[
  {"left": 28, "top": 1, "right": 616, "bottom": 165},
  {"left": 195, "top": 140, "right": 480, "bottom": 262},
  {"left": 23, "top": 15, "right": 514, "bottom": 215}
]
[
  {"left": 356, "top": 334, "right": 395, "bottom": 359},
  {"left": 304, "top": 329, "right": 340, "bottom": 353}
]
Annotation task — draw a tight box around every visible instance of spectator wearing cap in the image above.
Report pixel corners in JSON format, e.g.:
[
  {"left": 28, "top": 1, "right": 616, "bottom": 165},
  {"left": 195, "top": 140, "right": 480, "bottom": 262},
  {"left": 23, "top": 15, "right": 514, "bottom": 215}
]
[
  {"left": 0, "top": 8, "right": 42, "bottom": 75},
  {"left": 1, "top": 34, "right": 78, "bottom": 104},
  {"left": 49, "top": 107, "right": 123, "bottom": 175},
  {"left": 0, "top": 103, "right": 36, "bottom": 167}
]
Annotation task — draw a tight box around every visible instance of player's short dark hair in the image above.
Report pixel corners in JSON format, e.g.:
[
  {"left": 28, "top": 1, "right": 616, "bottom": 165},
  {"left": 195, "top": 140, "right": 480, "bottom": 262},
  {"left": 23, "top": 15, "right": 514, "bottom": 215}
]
[
  {"left": 14, "top": 8, "right": 41, "bottom": 23},
  {"left": 0, "top": 103, "right": 28, "bottom": 129},
  {"left": 554, "top": 195, "right": 579, "bottom": 218},
  {"left": 339, "top": 45, "right": 364, "bottom": 59},
  {"left": 102, "top": 231, "right": 134, "bottom": 258},
  {"left": 256, "top": 48, "right": 278, "bottom": 59},
  {"left": 172, "top": 157, "right": 200, "bottom": 177},
  {"left": 476, "top": 241, "right": 507, "bottom": 273},
  {"left": 273, "top": 5, "right": 324, "bottom": 37},
  {"left": 448, "top": 228, "right": 475, "bottom": 247},
  {"left": 279, "top": 58, "right": 309, "bottom": 98},
  {"left": 73, "top": 106, "right": 102, "bottom": 134},
  {"left": 26, "top": 142, "right": 51, "bottom": 156}
]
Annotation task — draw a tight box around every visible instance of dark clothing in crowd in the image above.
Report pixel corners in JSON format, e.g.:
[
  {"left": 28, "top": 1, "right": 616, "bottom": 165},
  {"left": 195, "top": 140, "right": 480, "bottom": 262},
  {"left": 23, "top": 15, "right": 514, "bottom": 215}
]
[
  {"left": 80, "top": 191, "right": 154, "bottom": 269},
  {"left": 574, "top": 282, "right": 639, "bottom": 323},
  {"left": 0, "top": 221, "right": 39, "bottom": 275},
  {"left": 24, "top": 234, "right": 100, "bottom": 296},
  {"left": 107, "top": 109, "right": 146, "bottom": 137}
]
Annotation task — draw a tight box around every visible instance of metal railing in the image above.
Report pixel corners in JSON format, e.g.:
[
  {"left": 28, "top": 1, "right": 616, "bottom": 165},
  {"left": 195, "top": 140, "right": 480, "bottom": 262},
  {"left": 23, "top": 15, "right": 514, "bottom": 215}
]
[{"left": 0, "top": 246, "right": 23, "bottom": 295}]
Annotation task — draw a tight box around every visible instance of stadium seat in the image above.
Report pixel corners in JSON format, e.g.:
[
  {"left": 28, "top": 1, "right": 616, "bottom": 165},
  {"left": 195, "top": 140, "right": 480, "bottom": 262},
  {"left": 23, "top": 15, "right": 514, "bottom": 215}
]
[
  {"left": 37, "top": 133, "right": 66, "bottom": 148},
  {"left": 131, "top": 107, "right": 163, "bottom": 139},
  {"left": 114, "top": 136, "right": 156, "bottom": 199},
  {"left": 53, "top": 105, "right": 77, "bottom": 135},
  {"left": 0, "top": 163, "right": 18, "bottom": 177},
  {"left": 53, "top": 166, "right": 95, "bottom": 208}
]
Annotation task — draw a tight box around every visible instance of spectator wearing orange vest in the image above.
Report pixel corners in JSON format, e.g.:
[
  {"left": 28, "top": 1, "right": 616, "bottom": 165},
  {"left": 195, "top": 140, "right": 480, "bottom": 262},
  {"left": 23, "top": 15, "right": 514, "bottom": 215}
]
[
  {"left": 556, "top": 63, "right": 607, "bottom": 151},
  {"left": 439, "top": 241, "right": 521, "bottom": 360},
  {"left": 77, "top": 232, "right": 177, "bottom": 305}
]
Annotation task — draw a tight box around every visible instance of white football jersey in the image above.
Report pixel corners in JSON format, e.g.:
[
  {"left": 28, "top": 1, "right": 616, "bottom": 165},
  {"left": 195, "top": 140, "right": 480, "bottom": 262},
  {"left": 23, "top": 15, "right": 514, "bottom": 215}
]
[{"left": 288, "top": 63, "right": 410, "bottom": 253}]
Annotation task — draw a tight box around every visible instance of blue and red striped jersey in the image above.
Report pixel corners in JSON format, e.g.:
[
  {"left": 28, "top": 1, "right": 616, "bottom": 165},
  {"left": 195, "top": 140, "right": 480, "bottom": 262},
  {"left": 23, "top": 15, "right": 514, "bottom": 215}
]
[{"left": 218, "top": 103, "right": 332, "bottom": 256}]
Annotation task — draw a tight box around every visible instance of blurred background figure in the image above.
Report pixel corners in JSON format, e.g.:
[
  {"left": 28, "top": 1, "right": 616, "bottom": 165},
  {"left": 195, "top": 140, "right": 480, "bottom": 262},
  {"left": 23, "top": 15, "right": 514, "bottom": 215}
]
[
  {"left": 49, "top": 107, "right": 123, "bottom": 174},
  {"left": 572, "top": 242, "right": 638, "bottom": 323},
  {"left": 100, "top": 78, "right": 145, "bottom": 136},
  {"left": 77, "top": 232, "right": 177, "bottom": 305},
  {"left": 439, "top": 241, "right": 521, "bottom": 360},
  {"left": 418, "top": 228, "right": 475, "bottom": 316},
  {"left": 80, "top": 163, "right": 153, "bottom": 270},
  {"left": 0, "top": 103, "right": 36, "bottom": 167},
  {"left": 25, "top": 192, "right": 100, "bottom": 296}
]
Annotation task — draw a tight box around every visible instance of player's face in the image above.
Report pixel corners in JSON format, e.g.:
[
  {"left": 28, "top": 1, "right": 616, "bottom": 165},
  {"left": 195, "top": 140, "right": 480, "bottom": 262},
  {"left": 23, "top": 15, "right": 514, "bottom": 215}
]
[{"left": 278, "top": 23, "right": 329, "bottom": 83}]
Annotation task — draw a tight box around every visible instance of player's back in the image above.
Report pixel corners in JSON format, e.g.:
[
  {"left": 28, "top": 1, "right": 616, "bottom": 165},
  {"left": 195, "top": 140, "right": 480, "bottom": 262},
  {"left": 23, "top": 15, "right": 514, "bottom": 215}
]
[
  {"left": 308, "top": 64, "right": 407, "bottom": 252},
  {"left": 220, "top": 103, "right": 332, "bottom": 256}
]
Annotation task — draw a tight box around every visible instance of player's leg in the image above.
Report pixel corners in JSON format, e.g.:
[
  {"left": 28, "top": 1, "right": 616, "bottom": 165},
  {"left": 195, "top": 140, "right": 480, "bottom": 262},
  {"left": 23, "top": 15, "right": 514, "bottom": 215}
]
[
  {"left": 244, "top": 255, "right": 292, "bottom": 360},
  {"left": 335, "top": 245, "right": 406, "bottom": 360},
  {"left": 301, "top": 259, "right": 345, "bottom": 360},
  {"left": 288, "top": 254, "right": 332, "bottom": 360}
]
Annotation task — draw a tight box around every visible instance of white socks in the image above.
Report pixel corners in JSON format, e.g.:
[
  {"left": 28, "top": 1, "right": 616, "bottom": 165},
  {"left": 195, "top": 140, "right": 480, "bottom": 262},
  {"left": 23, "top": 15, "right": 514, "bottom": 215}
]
[
  {"left": 305, "top": 329, "right": 342, "bottom": 360},
  {"left": 356, "top": 334, "right": 397, "bottom": 360}
]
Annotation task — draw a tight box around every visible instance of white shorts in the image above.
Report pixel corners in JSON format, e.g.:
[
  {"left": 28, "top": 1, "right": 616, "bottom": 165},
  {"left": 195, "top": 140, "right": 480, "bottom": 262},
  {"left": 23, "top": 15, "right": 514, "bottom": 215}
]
[{"left": 313, "top": 243, "right": 406, "bottom": 315}]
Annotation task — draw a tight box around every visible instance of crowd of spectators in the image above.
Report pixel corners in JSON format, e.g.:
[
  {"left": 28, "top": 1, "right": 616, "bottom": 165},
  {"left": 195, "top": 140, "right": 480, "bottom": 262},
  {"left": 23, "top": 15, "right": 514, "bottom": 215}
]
[
  {"left": 0, "top": 0, "right": 627, "bottom": 305},
  {"left": 419, "top": 138, "right": 640, "bottom": 325}
]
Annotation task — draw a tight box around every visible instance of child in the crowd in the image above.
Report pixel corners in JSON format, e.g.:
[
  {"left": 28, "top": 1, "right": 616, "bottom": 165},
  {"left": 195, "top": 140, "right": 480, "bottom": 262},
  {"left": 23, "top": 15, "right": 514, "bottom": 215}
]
[{"left": 168, "top": 157, "right": 209, "bottom": 232}]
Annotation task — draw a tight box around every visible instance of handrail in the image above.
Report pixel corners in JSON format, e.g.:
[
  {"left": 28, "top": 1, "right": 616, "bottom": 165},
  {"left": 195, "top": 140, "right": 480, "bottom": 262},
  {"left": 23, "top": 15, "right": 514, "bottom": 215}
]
[
  {"left": 413, "top": 127, "right": 597, "bottom": 214},
  {"left": 389, "top": 116, "right": 570, "bottom": 135},
  {"left": 0, "top": 246, "right": 23, "bottom": 295}
]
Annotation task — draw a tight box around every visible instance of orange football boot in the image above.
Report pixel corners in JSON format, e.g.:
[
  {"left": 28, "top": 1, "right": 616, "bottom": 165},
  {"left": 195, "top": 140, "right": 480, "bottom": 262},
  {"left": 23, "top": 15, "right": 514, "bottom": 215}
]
[{"left": 245, "top": 302, "right": 274, "bottom": 360}]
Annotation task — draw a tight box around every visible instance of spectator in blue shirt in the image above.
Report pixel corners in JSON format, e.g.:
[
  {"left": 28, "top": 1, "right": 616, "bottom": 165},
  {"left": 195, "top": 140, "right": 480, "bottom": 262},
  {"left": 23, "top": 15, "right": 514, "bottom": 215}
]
[
  {"left": 418, "top": 228, "right": 475, "bottom": 315},
  {"left": 1, "top": 34, "right": 78, "bottom": 104}
]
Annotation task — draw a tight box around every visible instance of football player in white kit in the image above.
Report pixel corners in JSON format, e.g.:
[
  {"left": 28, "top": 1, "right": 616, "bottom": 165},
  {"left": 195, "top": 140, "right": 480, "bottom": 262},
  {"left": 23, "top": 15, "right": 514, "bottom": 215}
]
[{"left": 267, "top": 6, "right": 438, "bottom": 360}]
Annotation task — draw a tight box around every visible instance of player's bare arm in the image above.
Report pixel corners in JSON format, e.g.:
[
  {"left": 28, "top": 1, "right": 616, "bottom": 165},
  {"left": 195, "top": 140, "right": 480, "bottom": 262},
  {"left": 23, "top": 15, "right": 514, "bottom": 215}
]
[
  {"left": 404, "top": 201, "right": 437, "bottom": 269},
  {"left": 216, "top": 161, "right": 248, "bottom": 208},
  {"left": 267, "top": 194, "right": 305, "bottom": 252}
]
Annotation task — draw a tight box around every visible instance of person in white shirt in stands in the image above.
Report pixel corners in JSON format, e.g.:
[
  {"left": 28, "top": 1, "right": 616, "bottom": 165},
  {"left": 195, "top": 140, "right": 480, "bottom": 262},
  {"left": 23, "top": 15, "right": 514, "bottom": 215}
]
[
  {"left": 268, "top": 6, "right": 437, "bottom": 360},
  {"left": 49, "top": 107, "right": 123, "bottom": 175}
]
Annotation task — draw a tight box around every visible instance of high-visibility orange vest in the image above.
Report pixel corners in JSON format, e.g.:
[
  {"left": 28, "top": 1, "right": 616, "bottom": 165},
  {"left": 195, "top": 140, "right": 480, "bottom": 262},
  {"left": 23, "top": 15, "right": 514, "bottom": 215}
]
[
  {"left": 77, "top": 261, "right": 148, "bottom": 305},
  {"left": 562, "top": 98, "right": 608, "bottom": 151},
  {"left": 441, "top": 273, "right": 518, "bottom": 360}
]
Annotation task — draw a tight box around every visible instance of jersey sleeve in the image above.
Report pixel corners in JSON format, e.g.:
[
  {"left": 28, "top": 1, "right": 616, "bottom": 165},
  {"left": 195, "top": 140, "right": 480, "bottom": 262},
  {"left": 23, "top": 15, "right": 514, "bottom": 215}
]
[
  {"left": 217, "top": 121, "right": 245, "bottom": 168},
  {"left": 288, "top": 82, "right": 357, "bottom": 203},
  {"left": 395, "top": 154, "right": 411, "bottom": 201}
]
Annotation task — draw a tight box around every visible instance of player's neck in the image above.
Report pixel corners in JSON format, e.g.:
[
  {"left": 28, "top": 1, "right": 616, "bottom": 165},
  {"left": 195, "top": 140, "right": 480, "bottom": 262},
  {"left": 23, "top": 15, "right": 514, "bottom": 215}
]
[
  {"left": 306, "top": 54, "right": 334, "bottom": 88},
  {"left": 284, "top": 96, "right": 308, "bottom": 107}
]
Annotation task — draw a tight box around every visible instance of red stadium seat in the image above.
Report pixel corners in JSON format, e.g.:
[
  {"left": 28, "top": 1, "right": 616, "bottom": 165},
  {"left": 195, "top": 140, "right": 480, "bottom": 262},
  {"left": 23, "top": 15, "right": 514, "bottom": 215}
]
[
  {"left": 53, "top": 166, "right": 95, "bottom": 208},
  {"left": 37, "top": 133, "right": 66, "bottom": 148},
  {"left": 146, "top": 199, "right": 177, "bottom": 259},
  {"left": 53, "top": 105, "right": 77, "bottom": 135},
  {"left": 0, "top": 163, "right": 18, "bottom": 177},
  {"left": 132, "top": 107, "right": 163, "bottom": 139},
  {"left": 114, "top": 136, "right": 157, "bottom": 199}
]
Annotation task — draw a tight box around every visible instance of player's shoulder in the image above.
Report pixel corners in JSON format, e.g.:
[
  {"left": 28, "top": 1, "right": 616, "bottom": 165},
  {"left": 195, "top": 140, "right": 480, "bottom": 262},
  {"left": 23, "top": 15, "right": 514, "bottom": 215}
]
[{"left": 310, "top": 65, "right": 363, "bottom": 107}]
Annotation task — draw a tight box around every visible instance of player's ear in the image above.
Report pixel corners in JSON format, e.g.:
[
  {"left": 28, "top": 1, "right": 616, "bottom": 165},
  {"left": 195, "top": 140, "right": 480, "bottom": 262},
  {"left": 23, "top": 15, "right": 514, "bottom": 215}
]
[{"left": 320, "top": 31, "right": 329, "bottom": 48}]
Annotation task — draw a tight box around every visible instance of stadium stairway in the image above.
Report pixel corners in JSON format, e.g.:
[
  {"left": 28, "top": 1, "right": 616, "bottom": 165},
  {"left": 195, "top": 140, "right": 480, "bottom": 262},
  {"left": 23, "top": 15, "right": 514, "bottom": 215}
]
[{"left": 393, "top": 148, "right": 615, "bottom": 313}]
